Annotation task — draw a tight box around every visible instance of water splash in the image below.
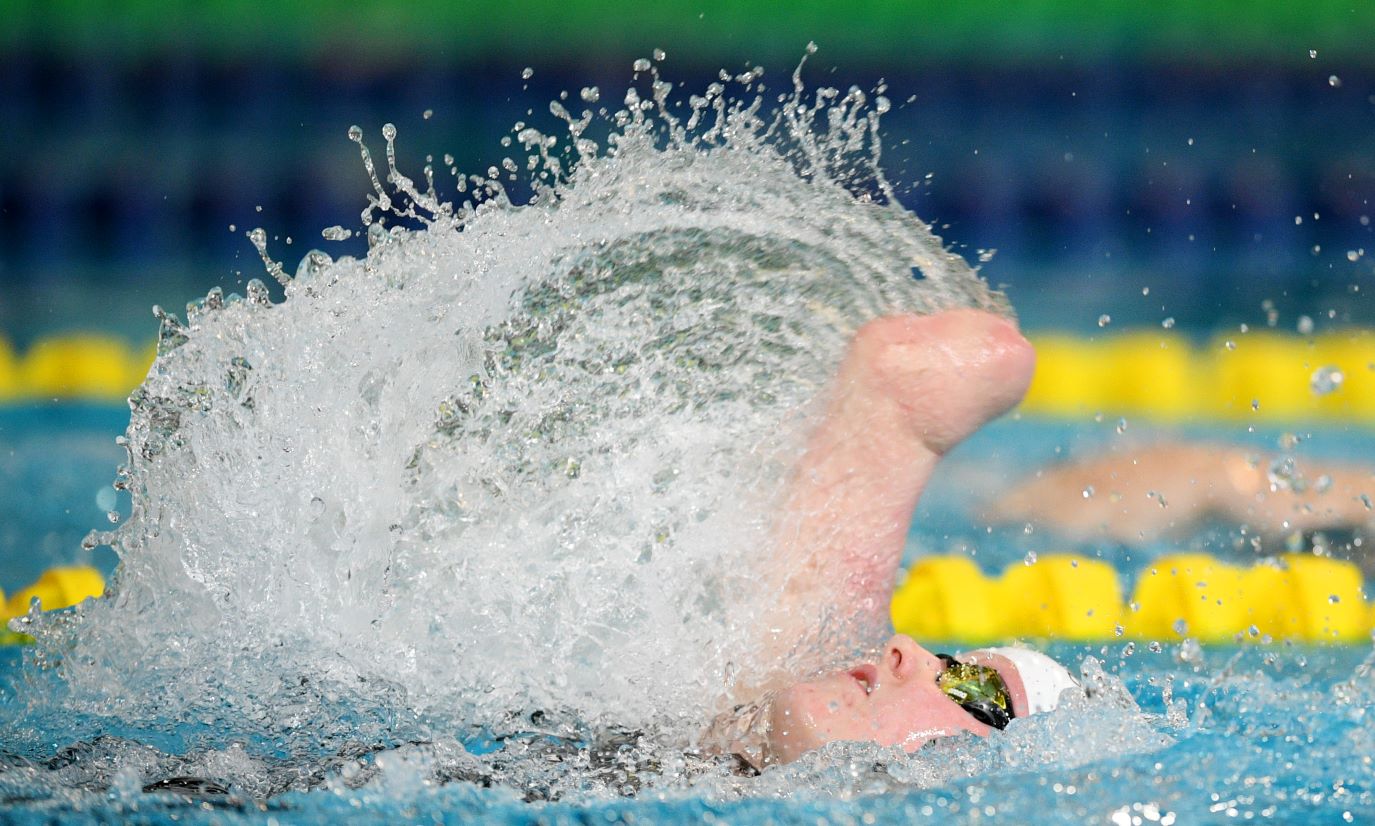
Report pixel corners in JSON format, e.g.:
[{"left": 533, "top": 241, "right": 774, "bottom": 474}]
[{"left": 15, "top": 55, "right": 1004, "bottom": 780}]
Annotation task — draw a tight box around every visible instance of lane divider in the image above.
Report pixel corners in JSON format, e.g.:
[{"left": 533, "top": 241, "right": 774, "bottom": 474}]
[
  {"left": 0, "top": 566, "right": 106, "bottom": 645},
  {"left": 2, "top": 556, "right": 1368, "bottom": 646},
  {"left": 892, "top": 553, "right": 1372, "bottom": 644},
  {"left": 0, "top": 336, "right": 154, "bottom": 400},
  {"left": 2, "top": 329, "right": 1374, "bottom": 421},
  {"left": 1022, "top": 330, "right": 1375, "bottom": 421}
]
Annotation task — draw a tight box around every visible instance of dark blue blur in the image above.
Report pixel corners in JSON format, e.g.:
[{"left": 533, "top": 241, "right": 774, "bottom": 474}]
[{"left": 1, "top": 49, "right": 1372, "bottom": 344}]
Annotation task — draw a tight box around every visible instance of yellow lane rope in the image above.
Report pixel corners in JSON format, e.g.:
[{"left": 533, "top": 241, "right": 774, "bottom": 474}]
[
  {"left": 892, "top": 552, "right": 1373, "bottom": 644},
  {"left": 2, "top": 330, "right": 1373, "bottom": 421},
  {"left": 2, "top": 554, "right": 1371, "bottom": 647}
]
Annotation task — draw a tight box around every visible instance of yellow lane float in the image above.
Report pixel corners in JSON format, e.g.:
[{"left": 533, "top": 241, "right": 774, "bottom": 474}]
[
  {"left": 1020, "top": 328, "right": 1375, "bottom": 422},
  {"left": 892, "top": 552, "right": 1371, "bottom": 644},
  {"left": 1, "top": 566, "right": 106, "bottom": 645},
  {"left": 0, "top": 334, "right": 152, "bottom": 402},
  {"left": 4, "top": 327, "right": 1375, "bottom": 421}
]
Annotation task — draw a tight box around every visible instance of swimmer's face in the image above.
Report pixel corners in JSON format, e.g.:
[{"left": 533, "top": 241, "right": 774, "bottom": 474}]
[{"left": 766, "top": 634, "right": 1032, "bottom": 763}]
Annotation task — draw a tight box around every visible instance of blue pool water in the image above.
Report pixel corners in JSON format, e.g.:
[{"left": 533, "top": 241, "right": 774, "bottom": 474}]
[
  {"left": 3, "top": 406, "right": 1374, "bottom": 824},
  {"left": 5, "top": 61, "right": 1375, "bottom": 823}
]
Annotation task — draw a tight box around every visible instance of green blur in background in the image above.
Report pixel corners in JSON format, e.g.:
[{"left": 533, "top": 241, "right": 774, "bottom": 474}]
[{"left": 6, "top": 0, "right": 1372, "bottom": 64}]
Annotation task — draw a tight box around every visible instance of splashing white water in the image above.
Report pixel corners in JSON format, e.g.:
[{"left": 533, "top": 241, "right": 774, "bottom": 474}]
[{"left": 27, "top": 57, "right": 1006, "bottom": 759}]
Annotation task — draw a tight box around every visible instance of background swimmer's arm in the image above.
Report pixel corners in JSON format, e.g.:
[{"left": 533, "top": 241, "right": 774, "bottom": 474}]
[
  {"left": 984, "top": 443, "right": 1375, "bottom": 542},
  {"left": 755, "top": 311, "right": 1035, "bottom": 665}
]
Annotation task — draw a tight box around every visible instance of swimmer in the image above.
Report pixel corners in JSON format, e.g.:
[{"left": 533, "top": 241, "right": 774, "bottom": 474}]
[
  {"left": 704, "top": 309, "right": 1080, "bottom": 769},
  {"left": 987, "top": 442, "right": 1375, "bottom": 545}
]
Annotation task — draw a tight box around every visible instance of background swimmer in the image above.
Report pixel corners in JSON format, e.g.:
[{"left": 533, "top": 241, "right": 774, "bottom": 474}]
[{"left": 989, "top": 442, "right": 1375, "bottom": 546}]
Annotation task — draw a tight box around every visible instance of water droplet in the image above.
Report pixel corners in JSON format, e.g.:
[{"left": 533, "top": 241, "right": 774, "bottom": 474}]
[
  {"left": 1114, "top": 624, "right": 1124, "bottom": 637},
  {"left": 1082, "top": 485, "right": 1095, "bottom": 499},
  {"left": 1141, "top": 286, "right": 1151, "bottom": 295},
  {"left": 580, "top": 86, "right": 600, "bottom": 103},
  {"left": 1122, "top": 641, "right": 1136, "bottom": 656},
  {"left": 1329, "top": 594, "right": 1340, "bottom": 604},
  {"left": 423, "top": 108, "right": 434, "bottom": 120},
  {"left": 1268, "top": 456, "right": 1297, "bottom": 490},
  {"left": 1161, "top": 317, "right": 1175, "bottom": 329},
  {"left": 382, "top": 122, "right": 397, "bottom": 141},
  {"left": 1224, "top": 340, "right": 1236, "bottom": 351},
  {"left": 295, "top": 250, "right": 333, "bottom": 281},
  {"left": 1023, "top": 550, "right": 1038, "bottom": 565},
  {"left": 1347, "top": 250, "right": 1362, "bottom": 262},
  {"left": 1309, "top": 49, "right": 1318, "bottom": 59},
  {"left": 1310, "top": 365, "right": 1344, "bottom": 396},
  {"left": 632, "top": 58, "right": 651, "bottom": 73},
  {"left": 322, "top": 226, "right": 353, "bottom": 242},
  {"left": 1298, "top": 315, "right": 1315, "bottom": 335},
  {"left": 1329, "top": 75, "right": 1342, "bottom": 87},
  {"left": 347, "top": 125, "right": 363, "bottom": 142},
  {"left": 1361, "top": 494, "right": 1372, "bottom": 511},
  {"left": 1115, "top": 417, "right": 1128, "bottom": 434},
  {"left": 1097, "top": 314, "right": 1111, "bottom": 328},
  {"left": 1148, "top": 641, "right": 1163, "bottom": 653},
  {"left": 521, "top": 67, "right": 534, "bottom": 80},
  {"left": 652, "top": 48, "right": 666, "bottom": 61},
  {"left": 1172, "top": 619, "right": 1188, "bottom": 635},
  {"left": 1315, "top": 474, "right": 1333, "bottom": 493}
]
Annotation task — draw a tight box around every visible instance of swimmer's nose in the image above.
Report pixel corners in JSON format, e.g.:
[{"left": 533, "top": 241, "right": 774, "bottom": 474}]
[{"left": 882, "top": 634, "right": 943, "bottom": 682}]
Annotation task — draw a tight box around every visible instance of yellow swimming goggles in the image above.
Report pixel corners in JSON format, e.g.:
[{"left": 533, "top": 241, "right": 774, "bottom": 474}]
[{"left": 936, "top": 654, "right": 1012, "bottom": 730}]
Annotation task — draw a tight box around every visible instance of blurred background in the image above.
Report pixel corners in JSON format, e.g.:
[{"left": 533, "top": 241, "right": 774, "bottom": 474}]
[
  {"left": 3, "top": 1, "right": 1373, "bottom": 343},
  {"left": 1, "top": 1, "right": 1374, "bottom": 594}
]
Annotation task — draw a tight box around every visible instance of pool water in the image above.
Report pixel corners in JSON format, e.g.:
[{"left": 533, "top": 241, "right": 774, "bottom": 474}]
[
  {"left": 3, "top": 407, "right": 1374, "bottom": 824},
  {"left": 6, "top": 59, "right": 1375, "bottom": 823}
]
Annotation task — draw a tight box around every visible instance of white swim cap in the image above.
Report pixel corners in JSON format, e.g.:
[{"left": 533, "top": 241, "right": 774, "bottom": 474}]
[{"left": 981, "top": 646, "right": 1079, "bottom": 715}]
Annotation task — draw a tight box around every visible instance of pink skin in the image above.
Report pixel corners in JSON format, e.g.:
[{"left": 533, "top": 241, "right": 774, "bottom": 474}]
[
  {"left": 756, "top": 309, "right": 1036, "bottom": 675},
  {"left": 768, "top": 635, "right": 992, "bottom": 763},
  {"left": 745, "top": 309, "right": 1039, "bottom": 761},
  {"left": 987, "top": 443, "right": 1375, "bottom": 544}
]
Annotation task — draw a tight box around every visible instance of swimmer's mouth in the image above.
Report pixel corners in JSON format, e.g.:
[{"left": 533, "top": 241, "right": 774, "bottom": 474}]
[{"left": 849, "top": 664, "right": 878, "bottom": 695}]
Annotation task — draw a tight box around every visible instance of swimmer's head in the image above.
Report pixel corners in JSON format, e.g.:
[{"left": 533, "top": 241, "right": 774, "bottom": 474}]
[{"left": 761, "top": 634, "right": 1078, "bottom": 766}]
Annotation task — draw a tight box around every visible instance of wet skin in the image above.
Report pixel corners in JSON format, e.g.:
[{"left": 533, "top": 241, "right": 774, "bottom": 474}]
[
  {"left": 738, "top": 309, "right": 1041, "bottom": 762},
  {"left": 766, "top": 634, "right": 1037, "bottom": 763},
  {"left": 756, "top": 309, "right": 1036, "bottom": 672},
  {"left": 988, "top": 442, "right": 1375, "bottom": 544}
]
